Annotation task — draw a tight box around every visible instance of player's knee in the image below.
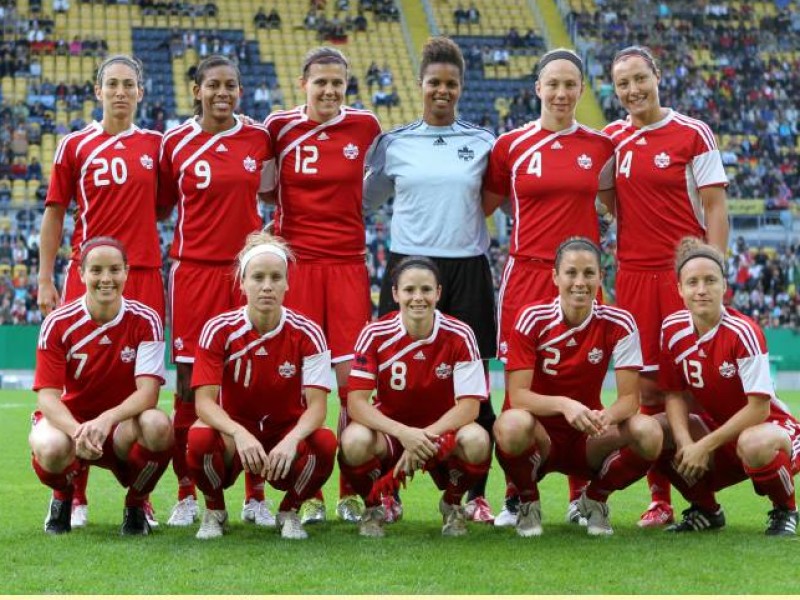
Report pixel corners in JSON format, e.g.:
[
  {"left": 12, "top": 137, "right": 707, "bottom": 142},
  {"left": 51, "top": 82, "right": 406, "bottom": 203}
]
[
  {"left": 626, "top": 413, "right": 662, "bottom": 459},
  {"left": 737, "top": 425, "right": 783, "bottom": 467},
  {"left": 32, "top": 434, "right": 73, "bottom": 469},
  {"left": 456, "top": 423, "right": 491, "bottom": 462},
  {"left": 493, "top": 409, "right": 533, "bottom": 454},
  {"left": 339, "top": 422, "right": 376, "bottom": 465},
  {"left": 138, "top": 409, "right": 174, "bottom": 451}
]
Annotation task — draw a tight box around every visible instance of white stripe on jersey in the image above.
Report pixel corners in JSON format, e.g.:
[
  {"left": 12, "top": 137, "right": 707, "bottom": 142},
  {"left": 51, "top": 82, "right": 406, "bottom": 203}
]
[
  {"left": 595, "top": 304, "right": 637, "bottom": 333},
  {"left": 495, "top": 255, "right": 515, "bottom": 349},
  {"left": 375, "top": 311, "right": 443, "bottom": 372},
  {"left": 161, "top": 120, "right": 195, "bottom": 161},
  {"left": 277, "top": 110, "right": 346, "bottom": 164},
  {"left": 68, "top": 299, "right": 128, "bottom": 357},
  {"left": 672, "top": 113, "right": 717, "bottom": 151},
  {"left": 285, "top": 309, "right": 328, "bottom": 353},
  {"left": 126, "top": 299, "right": 164, "bottom": 340},
  {"left": 53, "top": 123, "right": 95, "bottom": 164},
  {"left": 199, "top": 308, "right": 245, "bottom": 349},
  {"left": 506, "top": 121, "right": 542, "bottom": 153},
  {"left": 169, "top": 122, "right": 203, "bottom": 164},
  {"left": 354, "top": 316, "right": 402, "bottom": 354},
  {"left": 439, "top": 316, "right": 481, "bottom": 361},
  {"left": 515, "top": 300, "right": 560, "bottom": 336},
  {"left": 38, "top": 298, "right": 85, "bottom": 348},
  {"left": 721, "top": 312, "right": 761, "bottom": 357}
]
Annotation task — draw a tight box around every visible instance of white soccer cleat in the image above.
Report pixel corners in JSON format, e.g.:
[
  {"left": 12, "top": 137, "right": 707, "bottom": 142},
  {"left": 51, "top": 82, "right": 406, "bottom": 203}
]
[
  {"left": 336, "top": 495, "right": 365, "bottom": 523},
  {"left": 70, "top": 503, "right": 88, "bottom": 529},
  {"left": 516, "top": 501, "right": 543, "bottom": 537},
  {"left": 241, "top": 498, "right": 276, "bottom": 527},
  {"left": 494, "top": 497, "right": 519, "bottom": 528},
  {"left": 196, "top": 509, "right": 228, "bottom": 540},
  {"left": 578, "top": 493, "right": 613, "bottom": 536},
  {"left": 565, "top": 499, "right": 588, "bottom": 527},
  {"left": 439, "top": 499, "right": 468, "bottom": 537},
  {"left": 277, "top": 510, "right": 308, "bottom": 540},
  {"left": 167, "top": 496, "right": 199, "bottom": 527}
]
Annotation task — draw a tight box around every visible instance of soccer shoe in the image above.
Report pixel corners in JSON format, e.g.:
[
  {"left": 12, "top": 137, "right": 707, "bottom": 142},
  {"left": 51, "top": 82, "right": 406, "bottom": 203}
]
[
  {"left": 637, "top": 500, "right": 674, "bottom": 528},
  {"left": 577, "top": 493, "right": 613, "bottom": 536},
  {"left": 665, "top": 504, "right": 726, "bottom": 533},
  {"left": 299, "top": 498, "right": 326, "bottom": 525},
  {"left": 143, "top": 500, "right": 159, "bottom": 529},
  {"left": 70, "top": 502, "right": 88, "bottom": 529},
  {"left": 494, "top": 496, "right": 520, "bottom": 528},
  {"left": 277, "top": 510, "right": 308, "bottom": 540},
  {"left": 120, "top": 506, "right": 152, "bottom": 536},
  {"left": 359, "top": 505, "right": 386, "bottom": 538},
  {"left": 336, "top": 495, "right": 364, "bottom": 523},
  {"left": 44, "top": 495, "right": 72, "bottom": 535},
  {"left": 565, "top": 499, "right": 588, "bottom": 527},
  {"left": 439, "top": 499, "right": 468, "bottom": 537},
  {"left": 167, "top": 496, "right": 199, "bottom": 527},
  {"left": 381, "top": 494, "right": 403, "bottom": 523},
  {"left": 196, "top": 509, "right": 228, "bottom": 540},
  {"left": 464, "top": 496, "right": 495, "bottom": 524},
  {"left": 241, "top": 498, "right": 276, "bottom": 527},
  {"left": 515, "top": 501, "right": 543, "bottom": 537},
  {"left": 765, "top": 508, "right": 799, "bottom": 536}
]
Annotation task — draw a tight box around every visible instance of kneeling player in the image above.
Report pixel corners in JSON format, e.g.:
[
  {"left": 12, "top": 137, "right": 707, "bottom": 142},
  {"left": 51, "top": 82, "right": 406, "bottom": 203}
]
[
  {"left": 654, "top": 238, "right": 799, "bottom": 536},
  {"left": 30, "top": 237, "right": 172, "bottom": 535},
  {"left": 186, "top": 232, "right": 337, "bottom": 540},
  {"left": 494, "top": 237, "right": 662, "bottom": 536},
  {"left": 339, "top": 256, "right": 491, "bottom": 537}
]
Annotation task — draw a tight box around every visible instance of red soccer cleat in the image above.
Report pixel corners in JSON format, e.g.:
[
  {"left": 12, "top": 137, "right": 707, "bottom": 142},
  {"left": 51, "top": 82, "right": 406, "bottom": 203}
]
[{"left": 637, "top": 500, "right": 674, "bottom": 528}]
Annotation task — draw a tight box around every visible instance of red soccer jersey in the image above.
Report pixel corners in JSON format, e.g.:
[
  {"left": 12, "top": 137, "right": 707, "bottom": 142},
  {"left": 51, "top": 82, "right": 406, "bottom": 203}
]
[
  {"left": 192, "top": 306, "right": 332, "bottom": 429},
  {"left": 158, "top": 117, "right": 275, "bottom": 263},
  {"left": 264, "top": 106, "right": 381, "bottom": 262},
  {"left": 506, "top": 298, "right": 642, "bottom": 431},
  {"left": 484, "top": 120, "right": 614, "bottom": 261},
  {"left": 47, "top": 122, "right": 162, "bottom": 268},
  {"left": 33, "top": 297, "right": 166, "bottom": 422},
  {"left": 348, "top": 310, "right": 487, "bottom": 429},
  {"left": 604, "top": 110, "right": 728, "bottom": 270},
  {"left": 658, "top": 307, "right": 795, "bottom": 425}
]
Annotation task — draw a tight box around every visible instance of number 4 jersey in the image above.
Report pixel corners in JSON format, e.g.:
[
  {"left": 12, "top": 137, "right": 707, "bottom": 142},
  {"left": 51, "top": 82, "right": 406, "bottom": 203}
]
[{"left": 47, "top": 122, "right": 163, "bottom": 268}]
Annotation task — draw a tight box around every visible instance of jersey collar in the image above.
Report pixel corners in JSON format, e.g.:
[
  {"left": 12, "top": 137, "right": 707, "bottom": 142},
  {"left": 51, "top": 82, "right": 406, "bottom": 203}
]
[
  {"left": 242, "top": 305, "right": 287, "bottom": 340},
  {"left": 538, "top": 298, "right": 596, "bottom": 350},
  {"left": 626, "top": 108, "right": 674, "bottom": 132}
]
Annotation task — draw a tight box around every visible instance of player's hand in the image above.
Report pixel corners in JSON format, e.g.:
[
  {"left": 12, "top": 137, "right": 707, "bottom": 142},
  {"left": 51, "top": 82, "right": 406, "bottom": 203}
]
[
  {"left": 266, "top": 436, "right": 298, "bottom": 480},
  {"left": 397, "top": 426, "right": 438, "bottom": 462},
  {"left": 232, "top": 428, "right": 269, "bottom": 476},
  {"left": 393, "top": 449, "right": 423, "bottom": 478},
  {"left": 563, "top": 400, "right": 606, "bottom": 436},
  {"left": 673, "top": 441, "right": 710, "bottom": 485},
  {"left": 73, "top": 422, "right": 105, "bottom": 460},
  {"left": 38, "top": 279, "right": 60, "bottom": 316}
]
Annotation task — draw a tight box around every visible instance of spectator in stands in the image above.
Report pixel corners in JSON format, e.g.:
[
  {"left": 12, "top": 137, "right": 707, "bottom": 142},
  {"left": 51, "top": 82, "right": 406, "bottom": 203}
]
[
  {"left": 467, "top": 3, "right": 480, "bottom": 26},
  {"left": 26, "top": 157, "right": 42, "bottom": 181},
  {"left": 205, "top": 1, "right": 217, "bottom": 17},
  {"left": 254, "top": 6, "right": 268, "bottom": 29},
  {"left": 53, "top": 0, "right": 69, "bottom": 13},
  {"left": 346, "top": 74, "right": 359, "bottom": 99},
  {"left": 254, "top": 81, "right": 272, "bottom": 114},
  {"left": 68, "top": 36, "right": 81, "bottom": 56},
  {"left": 266, "top": 7, "right": 281, "bottom": 28},
  {"left": 453, "top": 3, "right": 468, "bottom": 33},
  {"left": 365, "top": 61, "right": 379, "bottom": 90},
  {"left": 353, "top": 9, "right": 367, "bottom": 32},
  {"left": 378, "top": 63, "right": 392, "bottom": 88},
  {"left": 0, "top": 182, "right": 10, "bottom": 209},
  {"left": 11, "top": 158, "right": 27, "bottom": 180}
]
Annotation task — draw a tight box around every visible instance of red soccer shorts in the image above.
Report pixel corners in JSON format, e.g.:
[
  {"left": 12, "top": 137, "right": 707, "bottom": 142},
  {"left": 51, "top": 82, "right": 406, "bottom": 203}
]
[{"left": 538, "top": 424, "right": 594, "bottom": 480}]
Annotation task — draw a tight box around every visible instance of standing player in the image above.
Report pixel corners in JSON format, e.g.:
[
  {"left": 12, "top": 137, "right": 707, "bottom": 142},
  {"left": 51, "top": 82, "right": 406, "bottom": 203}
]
[
  {"left": 30, "top": 237, "right": 172, "bottom": 535},
  {"left": 339, "top": 256, "right": 491, "bottom": 537},
  {"left": 656, "top": 238, "right": 798, "bottom": 536},
  {"left": 263, "top": 47, "right": 381, "bottom": 524},
  {"left": 363, "top": 36, "right": 497, "bottom": 523},
  {"left": 38, "top": 54, "right": 164, "bottom": 529},
  {"left": 604, "top": 46, "right": 729, "bottom": 527},
  {"left": 186, "top": 232, "right": 337, "bottom": 540},
  {"left": 495, "top": 237, "right": 662, "bottom": 536},
  {"left": 482, "top": 49, "right": 615, "bottom": 526},
  {"left": 158, "top": 55, "right": 275, "bottom": 528}
]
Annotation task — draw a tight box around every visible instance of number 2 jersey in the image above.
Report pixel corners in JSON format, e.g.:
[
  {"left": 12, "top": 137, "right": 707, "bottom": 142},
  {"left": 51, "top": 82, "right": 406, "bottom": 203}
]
[
  {"left": 33, "top": 297, "right": 166, "bottom": 422},
  {"left": 47, "top": 122, "right": 162, "bottom": 268},
  {"left": 348, "top": 310, "right": 487, "bottom": 429}
]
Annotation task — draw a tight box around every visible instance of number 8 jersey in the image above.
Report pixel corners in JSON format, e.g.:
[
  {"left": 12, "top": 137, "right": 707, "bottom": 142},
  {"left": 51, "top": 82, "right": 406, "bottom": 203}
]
[{"left": 47, "top": 122, "right": 163, "bottom": 268}]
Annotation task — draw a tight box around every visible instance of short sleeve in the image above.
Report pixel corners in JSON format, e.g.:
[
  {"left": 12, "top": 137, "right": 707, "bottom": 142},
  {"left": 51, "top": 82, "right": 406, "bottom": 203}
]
[
  {"left": 483, "top": 134, "right": 512, "bottom": 197},
  {"left": 33, "top": 320, "right": 67, "bottom": 391},
  {"left": 363, "top": 133, "right": 395, "bottom": 212},
  {"left": 689, "top": 123, "right": 727, "bottom": 188},
  {"left": 612, "top": 328, "right": 642, "bottom": 370},
  {"left": 302, "top": 350, "right": 333, "bottom": 391},
  {"left": 135, "top": 341, "right": 166, "bottom": 383},
  {"left": 737, "top": 353, "right": 774, "bottom": 398},
  {"left": 192, "top": 323, "right": 226, "bottom": 389},
  {"left": 505, "top": 312, "right": 538, "bottom": 372},
  {"left": 156, "top": 137, "right": 177, "bottom": 211},
  {"left": 46, "top": 136, "right": 76, "bottom": 208}
]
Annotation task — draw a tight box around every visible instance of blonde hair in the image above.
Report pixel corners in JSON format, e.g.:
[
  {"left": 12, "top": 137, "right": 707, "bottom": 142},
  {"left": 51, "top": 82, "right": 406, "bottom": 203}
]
[
  {"left": 235, "top": 231, "right": 294, "bottom": 280},
  {"left": 675, "top": 237, "right": 725, "bottom": 277}
]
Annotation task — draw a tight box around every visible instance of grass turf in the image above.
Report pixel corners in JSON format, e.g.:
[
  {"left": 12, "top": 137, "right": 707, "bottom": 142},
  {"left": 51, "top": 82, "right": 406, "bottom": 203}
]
[{"left": 2, "top": 389, "right": 799, "bottom": 594}]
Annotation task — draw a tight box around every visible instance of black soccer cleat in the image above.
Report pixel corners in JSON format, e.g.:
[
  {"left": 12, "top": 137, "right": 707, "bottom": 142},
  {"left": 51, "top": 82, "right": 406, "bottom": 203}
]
[
  {"left": 121, "top": 506, "right": 152, "bottom": 536},
  {"left": 665, "top": 504, "right": 725, "bottom": 533},
  {"left": 765, "top": 508, "right": 798, "bottom": 537},
  {"left": 44, "top": 495, "right": 73, "bottom": 535}
]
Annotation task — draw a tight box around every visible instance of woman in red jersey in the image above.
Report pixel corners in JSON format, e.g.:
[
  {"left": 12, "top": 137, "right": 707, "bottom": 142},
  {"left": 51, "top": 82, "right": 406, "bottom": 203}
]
[
  {"left": 186, "top": 231, "right": 336, "bottom": 540},
  {"left": 494, "top": 237, "right": 662, "bottom": 537},
  {"left": 603, "top": 46, "right": 729, "bottom": 527},
  {"left": 655, "top": 238, "right": 798, "bottom": 536}
]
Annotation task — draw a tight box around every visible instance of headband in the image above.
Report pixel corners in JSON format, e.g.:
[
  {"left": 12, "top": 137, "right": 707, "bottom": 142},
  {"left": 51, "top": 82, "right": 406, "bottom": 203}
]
[
  {"left": 537, "top": 51, "right": 584, "bottom": 77},
  {"left": 677, "top": 251, "right": 725, "bottom": 276},
  {"left": 239, "top": 244, "right": 288, "bottom": 278}
]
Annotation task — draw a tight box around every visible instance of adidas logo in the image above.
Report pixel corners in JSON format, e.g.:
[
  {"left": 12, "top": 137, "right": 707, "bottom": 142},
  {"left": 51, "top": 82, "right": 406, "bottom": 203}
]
[
  {"left": 413, "top": 350, "right": 426, "bottom": 360},
  {"left": 317, "top": 132, "right": 329, "bottom": 141},
  {"left": 551, "top": 140, "right": 563, "bottom": 150},
  {"left": 635, "top": 137, "right": 647, "bottom": 145},
  {"left": 99, "top": 335, "right": 112, "bottom": 345},
  {"left": 255, "top": 347, "right": 268, "bottom": 356},
  {"left": 216, "top": 143, "right": 228, "bottom": 152},
  {"left": 433, "top": 136, "right": 447, "bottom": 146},
  {"left": 114, "top": 141, "right": 125, "bottom": 150},
  {"left": 566, "top": 338, "right": 577, "bottom": 347}
]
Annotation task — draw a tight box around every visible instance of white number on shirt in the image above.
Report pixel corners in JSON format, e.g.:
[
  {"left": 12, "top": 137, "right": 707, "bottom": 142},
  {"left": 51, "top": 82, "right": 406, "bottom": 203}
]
[
  {"left": 233, "top": 358, "right": 252, "bottom": 388},
  {"left": 526, "top": 151, "right": 542, "bottom": 177},
  {"left": 294, "top": 145, "right": 319, "bottom": 174},
  {"left": 617, "top": 150, "right": 633, "bottom": 179},
  {"left": 92, "top": 157, "right": 127, "bottom": 187},
  {"left": 542, "top": 347, "right": 560, "bottom": 375},
  {"left": 72, "top": 352, "right": 89, "bottom": 379},
  {"left": 682, "top": 359, "right": 704, "bottom": 388},
  {"left": 390, "top": 361, "right": 407, "bottom": 391},
  {"left": 195, "top": 160, "right": 211, "bottom": 189}
]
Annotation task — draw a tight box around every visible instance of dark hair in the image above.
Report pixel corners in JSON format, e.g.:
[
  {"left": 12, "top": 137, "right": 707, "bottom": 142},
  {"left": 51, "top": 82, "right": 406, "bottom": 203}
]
[
  {"left": 193, "top": 54, "right": 241, "bottom": 116},
  {"left": 675, "top": 237, "right": 725, "bottom": 277},
  {"left": 96, "top": 54, "right": 144, "bottom": 88},
  {"left": 419, "top": 36, "right": 464, "bottom": 82},
  {"left": 301, "top": 47, "right": 349, "bottom": 79},
  {"left": 612, "top": 45, "right": 659, "bottom": 75},
  {"left": 536, "top": 48, "right": 584, "bottom": 79},
  {"left": 391, "top": 256, "right": 440, "bottom": 287},
  {"left": 80, "top": 236, "right": 128, "bottom": 269},
  {"left": 554, "top": 236, "right": 601, "bottom": 271}
]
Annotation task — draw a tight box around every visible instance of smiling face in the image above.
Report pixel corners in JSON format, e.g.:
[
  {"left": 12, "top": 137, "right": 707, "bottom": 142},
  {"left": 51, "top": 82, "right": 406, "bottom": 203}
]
[
  {"left": 535, "top": 59, "right": 583, "bottom": 128},
  {"left": 678, "top": 256, "right": 725, "bottom": 326},
  {"left": 553, "top": 249, "right": 600, "bottom": 319},
  {"left": 194, "top": 64, "right": 241, "bottom": 128},
  {"left": 421, "top": 62, "right": 462, "bottom": 126},
  {"left": 393, "top": 267, "right": 441, "bottom": 331},
  {"left": 241, "top": 252, "right": 288, "bottom": 315},
  {"left": 302, "top": 62, "right": 347, "bottom": 123},
  {"left": 80, "top": 245, "right": 128, "bottom": 308},
  {"left": 96, "top": 62, "right": 143, "bottom": 123},
  {"left": 612, "top": 54, "right": 662, "bottom": 126}
]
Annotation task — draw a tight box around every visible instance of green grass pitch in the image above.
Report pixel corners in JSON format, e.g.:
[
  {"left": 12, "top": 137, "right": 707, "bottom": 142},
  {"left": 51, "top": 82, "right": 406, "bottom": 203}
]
[{"left": 2, "top": 389, "right": 799, "bottom": 594}]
